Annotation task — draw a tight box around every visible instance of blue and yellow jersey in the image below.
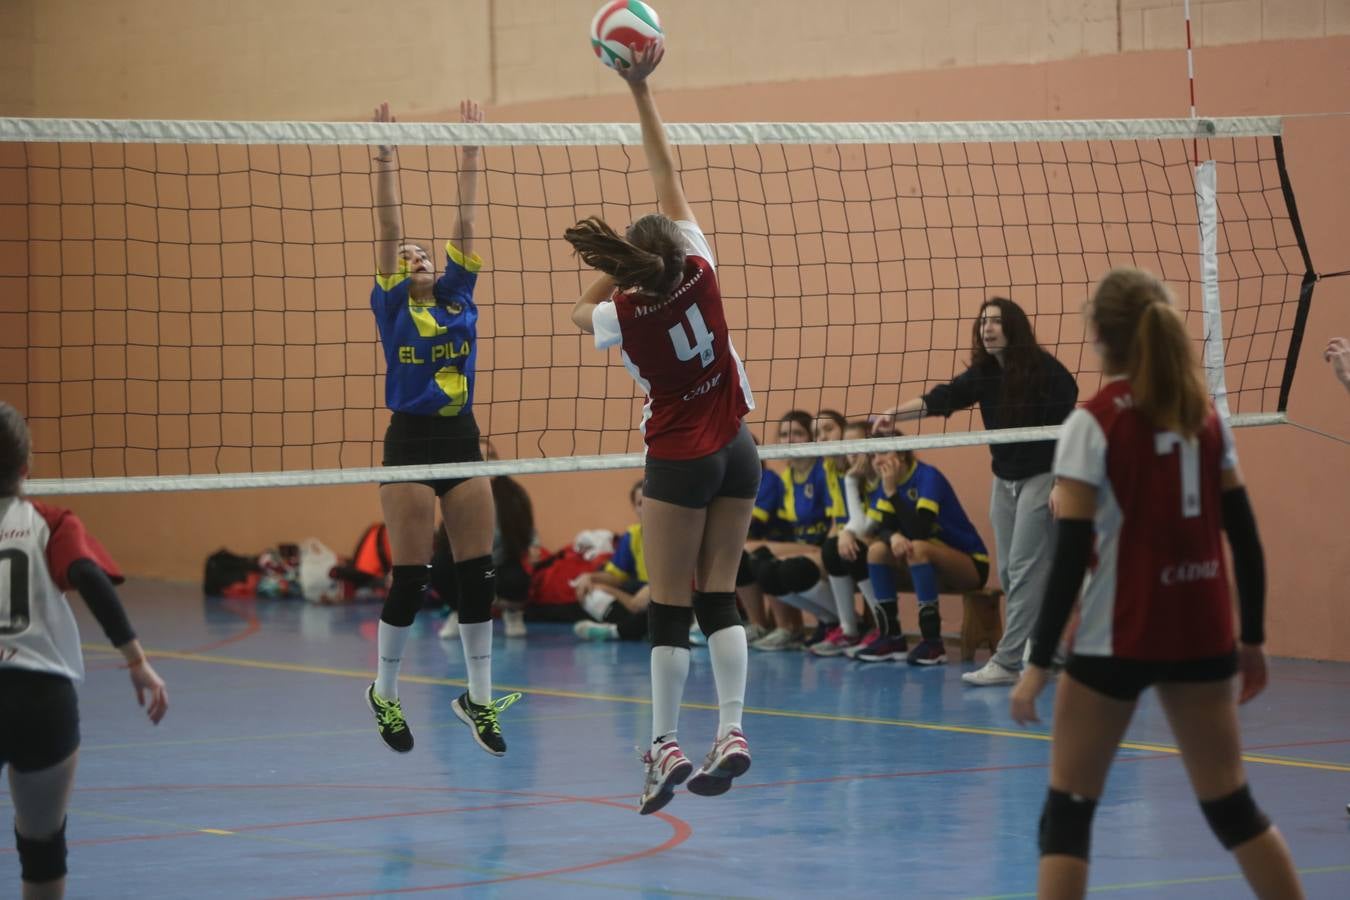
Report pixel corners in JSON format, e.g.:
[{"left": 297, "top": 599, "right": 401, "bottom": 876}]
[
  {"left": 371, "top": 241, "right": 482, "bottom": 417},
  {"left": 869, "top": 460, "right": 989, "bottom": 561},
  {"left": 604, "top": 524, "right": 648, "bottom": 586},
  {"left": 826, "top": 458, "right": 851, "bottom": 527},
  {"left": 753, "top": 459, "right": 845, "bottom": 546},
  {"left": 749, "top": 468, "right": 786, "bottom": 541}
]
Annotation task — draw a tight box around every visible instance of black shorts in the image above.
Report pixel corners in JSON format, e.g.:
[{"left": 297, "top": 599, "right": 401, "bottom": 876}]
[
  {"left": 1066, "top": 652, "right": 1239, "bottom": 702},
  {"left": 971, "top": 557, "right": 991, "bottom": 588},
  {"left": 382, "top": 410, "right": 483, "bottom": 497},
  {"left": 643, "top": 424, "right": 761, "bottom": 510},
  {"left": 0, "top": 669, "right": 80, "bottom": 773}
]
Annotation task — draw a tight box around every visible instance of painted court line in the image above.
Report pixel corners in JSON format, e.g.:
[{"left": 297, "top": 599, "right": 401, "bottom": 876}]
[
  {"left": 76, "top": 707, "right": 621, "bottom": 752},
  {"left": 967, "top": 863, "right": 1350, "bottom": 898},
  {"left": 4, "top": 785, "right": 710, "bottom": 897},
  {"left": 83, "top": 644, "right": 1350, "bottom": 773}
]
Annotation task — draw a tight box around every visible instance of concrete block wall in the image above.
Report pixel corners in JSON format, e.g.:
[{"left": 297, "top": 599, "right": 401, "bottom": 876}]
[{"left": 2, "top": 0, "right": 1347, "bottom": 119}]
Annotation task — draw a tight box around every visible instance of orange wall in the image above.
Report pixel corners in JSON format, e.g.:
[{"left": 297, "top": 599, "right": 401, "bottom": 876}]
[
  {"left": 4, "top": 0, "right": 1350, "bottom": 118},
  {"left": 6, "top": 29, "right": 1349, "bottom": 659}
]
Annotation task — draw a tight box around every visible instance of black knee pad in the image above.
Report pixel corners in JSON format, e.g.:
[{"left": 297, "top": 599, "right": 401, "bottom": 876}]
[
  {"left": 776, "top": 556, "right": 821, "bottom": 594},
  {"left": 821, "top": 535, "right": 849, "bottom": 577},
  {"left": 736, "top": 550, "right": 756, "bottom": 588},
  {"left": 693, "top": 591, "right": 742, "bottom": 638},
  {"left": 381, "top": 565, "right": 430, "bottom": 627},
  {"left": 16, "top": 819, "right": 67, "bottom": 884},
  {"left": 1200, "top": 784, "right": 1270, "bottom": 850},
  {"left": 648, "top": 601, "right": 694, "bottom": 649},
  {"left": 748, "top": 546, "right": 780, "bottom": 592},
  {"left": 1038, "top": 788, "right": 1097, "bottom": 860},
  {"left": 453, "top": 555, "right": 495, "bottom": 624}
]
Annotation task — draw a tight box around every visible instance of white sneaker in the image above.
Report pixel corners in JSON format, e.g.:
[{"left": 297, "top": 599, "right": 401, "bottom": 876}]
[
  {"left": 438, "top": 611, "right": 460, "bottom": 639},
  {"left": 961, "top": 659, "right": 1020, "bottom": 686},
  {"left": 750, "top": 627, "right": 796, "bottom": 651},
  {"left": 573, "top": 620, "right": 618, "bottom": 641},
  {"left": 503, "top": 608, "right": 527, "bottom": 638},
  {"left": 743, "top": 623, "right": 770, "bottom": 643},
  {"left": 640, "top": 739, "right": 693, "bottom": 815},
  {"left": 686, "top": 728, "right": 751, "bottom": 796}
]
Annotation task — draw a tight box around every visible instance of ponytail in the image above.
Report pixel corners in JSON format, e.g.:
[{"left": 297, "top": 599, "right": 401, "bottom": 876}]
[
  {"left": 1128, "top": 301, "right": 1209, "bottom": 438},
  {"left": 1091, "top": 268, "right": 1209, "bottom": 438},
  {"left": 563, "top": 214, "right": 684, "bottom": 297}
]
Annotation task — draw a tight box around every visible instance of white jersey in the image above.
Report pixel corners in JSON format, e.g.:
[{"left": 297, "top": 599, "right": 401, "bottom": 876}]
[{"left": 0, "top": 497, "right": 121, "bottom": 682}]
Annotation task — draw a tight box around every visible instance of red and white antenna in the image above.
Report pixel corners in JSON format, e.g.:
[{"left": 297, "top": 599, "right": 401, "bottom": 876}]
[{"left": 1184, "top": 0, "right": 1199, "bottom": 165}]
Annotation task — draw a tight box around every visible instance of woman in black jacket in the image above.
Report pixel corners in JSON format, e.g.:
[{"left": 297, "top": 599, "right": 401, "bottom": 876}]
[{"left": 880, "top": 297, "right": 1077, "bottom": 685}]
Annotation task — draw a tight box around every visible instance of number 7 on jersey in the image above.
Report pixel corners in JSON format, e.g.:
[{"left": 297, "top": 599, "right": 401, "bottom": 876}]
[{"left": 1155, "top": 432, "right": 1201, "bottom": 518}]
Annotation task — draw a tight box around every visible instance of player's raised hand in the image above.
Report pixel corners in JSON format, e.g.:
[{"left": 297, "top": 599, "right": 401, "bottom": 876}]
[
  {"left": 616, "top": 41, "right": 664, "bottom": 85},
  {"left": 459, "top": 99, "right": 484, "bottom": 125},
  {"left": 373, "top": 101, "right": 396, "bottom": 156}
]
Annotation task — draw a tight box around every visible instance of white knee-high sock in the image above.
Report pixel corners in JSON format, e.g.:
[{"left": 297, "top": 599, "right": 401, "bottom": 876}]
[
  {"left": 707, "top": 626, "right": 747, "bottom": 739},
  {"left": 459, "top": 621, "right": 493, "bottom": 705},
  {"left": 801, "top": 583, "right": 840, "bottom": 623},
  {"left": 858, "top": 578, "right": 880, "bottom": 623},
  {"left": 375, "top": 622, "right": 411, "bottom": 701},
  {"left": 778, "top": 590, "right": 834, "bottom": 623},
  {"left": 650, "top": 646, "right": 691, "bottom": 745},
  {"left": 827, "top": 575, "right": 860, "bottom": 636}
]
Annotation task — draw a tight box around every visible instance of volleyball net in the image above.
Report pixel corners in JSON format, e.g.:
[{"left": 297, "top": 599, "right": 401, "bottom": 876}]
[{"left": 0, "top": 116, "right": 1315, "bottom": 495}]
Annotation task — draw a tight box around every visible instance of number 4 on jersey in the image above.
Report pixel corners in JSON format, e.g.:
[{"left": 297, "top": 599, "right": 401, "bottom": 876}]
[{"left": 668, "top": 306, "right": 715, "bottom": 368}]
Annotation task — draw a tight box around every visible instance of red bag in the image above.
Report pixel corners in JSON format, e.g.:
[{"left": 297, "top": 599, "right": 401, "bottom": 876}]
[{"left": 528, "top": 547, "right": 609, "bottom": 606}]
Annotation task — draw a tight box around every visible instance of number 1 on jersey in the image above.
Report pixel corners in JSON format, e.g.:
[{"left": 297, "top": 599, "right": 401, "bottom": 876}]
[
  {"left": 668, "top": 306, "right": 715, "bottom": 368},
  {"left": 1155, "top": 432, "right": 1201, "bottom": 518},
  {"left": 0, "top": 548, "right": 32, "bottom": 636}
]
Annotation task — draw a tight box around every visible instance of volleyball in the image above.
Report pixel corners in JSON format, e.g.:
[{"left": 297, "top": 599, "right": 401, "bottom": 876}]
[{"left": 590, "top": 1, "right": 663, "bottom": 70}]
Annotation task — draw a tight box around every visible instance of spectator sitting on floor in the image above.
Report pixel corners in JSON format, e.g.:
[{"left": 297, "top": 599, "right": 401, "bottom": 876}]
[
  {"left": 435, "top": 437, "right": 541, "bottom": 639},
  {"left": 573, "top": 480, "right": 655, "bottom": 643}
]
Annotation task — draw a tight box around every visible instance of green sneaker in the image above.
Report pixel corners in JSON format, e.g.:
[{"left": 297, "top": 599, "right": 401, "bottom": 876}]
[
  {"left": 366, "top": 683, "right": 413, "bottom": 753},
  {"left": 452, "top": 691, "right": 522, "bottom": 757}
]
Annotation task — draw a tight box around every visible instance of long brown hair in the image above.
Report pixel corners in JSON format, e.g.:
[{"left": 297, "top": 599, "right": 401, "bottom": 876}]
[
  {"left": 491, "top": 475, "right": 536, "bottom": 562},
  {"left": 971, "top": 297, "right": 1045, "bottom": 426},
  {"left": 563, "top": 214, "right": 685, "bottom": 298},
  {"left": 0, "top": 402, "right": 29, "bottom": 496},
  {"left": 1090, "top": 268, "right": 1209, "bottom": 437}
]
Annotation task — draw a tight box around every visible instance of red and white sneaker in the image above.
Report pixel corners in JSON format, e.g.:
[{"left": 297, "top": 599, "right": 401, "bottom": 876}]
[
  {"left": 843, "top": 629, "right": 880, "bottom": 659},
  {"left": 809, "top": 626, "right": 861, "bottom": 657},
  {"left": 639, "top": 739, "right": 693, "bottom": 815},
  {"left": 686, "top": 728, "right": 752, "bottom": 797}
]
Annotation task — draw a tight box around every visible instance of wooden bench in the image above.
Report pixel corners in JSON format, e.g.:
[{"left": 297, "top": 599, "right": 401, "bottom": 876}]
[{"left": 959, "top": 588, "right": 1004, "bottom": 660}]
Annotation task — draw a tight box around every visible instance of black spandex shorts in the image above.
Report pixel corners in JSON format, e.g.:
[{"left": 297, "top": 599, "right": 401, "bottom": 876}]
[
  {"left": 971, "top": 557, "right": 991, "bottom": 588},
  {"left": 1066, "top": 652, "right": 1239, "bottom": 702},
  {"left": 382, "top": 410, "right": 483, "bottom": 497},
  {"left": 643, "top": 424, "right": 761, "bottom": 510},
  {"left": 0, "top": 669, "right": 80, "bottom": 773}
]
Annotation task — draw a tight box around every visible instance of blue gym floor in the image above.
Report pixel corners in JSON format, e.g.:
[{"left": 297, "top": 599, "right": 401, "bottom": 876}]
[{"left": 3, "top": 581, "right": 1348, "bottom": 899}]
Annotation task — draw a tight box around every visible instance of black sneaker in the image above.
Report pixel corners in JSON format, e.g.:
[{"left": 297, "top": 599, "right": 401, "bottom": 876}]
[
  {"left": 366, "top": 683, "right": 413, "bottom": 753},
  {"left": 453, "top": 691, "right": 522, "bottom": 757}
]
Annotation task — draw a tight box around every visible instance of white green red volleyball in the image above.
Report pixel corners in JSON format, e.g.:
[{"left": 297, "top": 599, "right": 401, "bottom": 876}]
[{"left": 590, "top": 1, "right": 663, "bottom": 70}]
